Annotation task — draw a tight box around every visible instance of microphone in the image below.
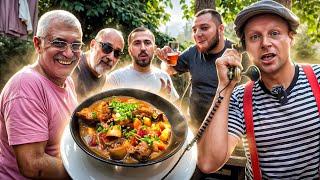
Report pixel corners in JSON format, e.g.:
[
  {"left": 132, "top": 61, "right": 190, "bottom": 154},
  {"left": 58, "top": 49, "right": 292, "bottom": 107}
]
[
  {"left": 271, "top": 85, "right": 288, "bottom": 104},
  {"left": 241, "top": 65, "right": 261, "bottom": 82},
  {"left": 227, "top": 48, "right": 261, "bottom": 82}
]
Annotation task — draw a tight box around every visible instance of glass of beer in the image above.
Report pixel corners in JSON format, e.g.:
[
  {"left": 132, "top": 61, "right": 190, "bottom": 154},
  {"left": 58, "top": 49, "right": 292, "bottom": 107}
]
[{"left": 167, "top": 41, "right": 179, "bottom": 66}]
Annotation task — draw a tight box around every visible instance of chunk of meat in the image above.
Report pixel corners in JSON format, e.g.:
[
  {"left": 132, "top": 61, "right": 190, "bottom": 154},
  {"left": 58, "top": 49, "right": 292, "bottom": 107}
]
[
  {"left": 132, "top": 107, "right": 155, "bottom": 118},
  {"left": 76, "top": 100, "right": 112, "bottom": 122},
  {"left": 131, "top": 141, "right": 152, "bottom": 162}
]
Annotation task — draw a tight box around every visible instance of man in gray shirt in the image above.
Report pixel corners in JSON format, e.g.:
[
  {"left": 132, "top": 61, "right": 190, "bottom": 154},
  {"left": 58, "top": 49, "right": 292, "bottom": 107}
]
[{"left": 72, "top": 28, "right": 124, "bottom": 102}]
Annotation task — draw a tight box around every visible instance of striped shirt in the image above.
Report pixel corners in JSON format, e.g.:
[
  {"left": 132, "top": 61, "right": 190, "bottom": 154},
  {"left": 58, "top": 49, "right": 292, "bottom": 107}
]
[{"left": 228, "top": 64, "right": 320, "bottom": 179}]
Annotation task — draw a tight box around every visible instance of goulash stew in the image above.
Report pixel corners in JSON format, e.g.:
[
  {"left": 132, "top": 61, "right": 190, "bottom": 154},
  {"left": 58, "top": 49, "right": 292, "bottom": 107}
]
[{"left": 76, "top": 96, "right": 172, "bottom": 163}]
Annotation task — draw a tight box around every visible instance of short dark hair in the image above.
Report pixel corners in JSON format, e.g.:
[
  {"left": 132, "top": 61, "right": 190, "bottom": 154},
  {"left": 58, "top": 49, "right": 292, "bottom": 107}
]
[
  {"left": 127, "top": 27, "right": 155, "bottom": 45},
  {"left": 195, "top": 9, "right": 223, "bottom": 25}
]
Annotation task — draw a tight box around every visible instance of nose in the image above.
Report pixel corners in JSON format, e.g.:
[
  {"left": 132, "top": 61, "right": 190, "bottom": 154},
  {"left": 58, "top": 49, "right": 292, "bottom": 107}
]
[
  {"left": 62, "top": 45, "right": 75, "bottom": 58},
  {"left": 140, "top": 43, "right": 147, "bottom": 50},
  {"left": 105, "top": 51, "right": 118, "bottom": 64},
  {"left": 261, "top": 36, "right": 272, "bottom": 49}
]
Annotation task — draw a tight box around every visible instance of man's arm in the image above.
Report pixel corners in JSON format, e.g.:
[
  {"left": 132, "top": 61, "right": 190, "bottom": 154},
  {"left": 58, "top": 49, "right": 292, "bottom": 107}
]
[
  {"left": 13, "top": 141, "right": 70, "bottom": 180},
  {"left": 197, "top": 49, "right": 242, "bottom": 173}
]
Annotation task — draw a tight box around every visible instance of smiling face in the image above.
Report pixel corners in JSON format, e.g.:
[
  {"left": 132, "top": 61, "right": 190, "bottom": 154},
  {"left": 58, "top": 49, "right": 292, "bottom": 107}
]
[
  {"left": 129, "top": 30, "right": 155, "bottom": 69},
  {"left": 192, "top": 13, "right": 222, "bottom": 53},
  {"left": 34, "top": 20, "right": 82, "bottom": 86},
  {"left": 88, "top": 30, "right": 124, "bottom": 76},
  {"left": 244, "top": 14, "right": 294, "bottom": 76}
]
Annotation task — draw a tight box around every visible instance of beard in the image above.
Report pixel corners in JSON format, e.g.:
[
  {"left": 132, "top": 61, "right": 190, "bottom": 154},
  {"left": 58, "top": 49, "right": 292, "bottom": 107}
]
[
  {"left": 205, "top": 29, "right": 220, "bottom": 53},
  {"left": 89, "top": 52, "right": 114, "bottom": 75},
  {"left": 95, "top": 60, "right": 113, "bottom": 75},
  {"left": 134, "top": 51, "right": 152, "bottom": 67}
]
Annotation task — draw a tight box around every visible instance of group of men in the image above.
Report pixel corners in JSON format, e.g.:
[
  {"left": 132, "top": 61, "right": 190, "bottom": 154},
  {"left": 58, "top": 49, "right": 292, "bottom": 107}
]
[{"left": 0, "top": 0, "right": 319, "bottom": 179}]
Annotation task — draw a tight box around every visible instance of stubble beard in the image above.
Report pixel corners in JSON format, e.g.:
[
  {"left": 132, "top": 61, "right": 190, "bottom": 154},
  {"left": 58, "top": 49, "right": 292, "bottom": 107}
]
[{"left": 205, "top": 30, "right": 220, "bottom": 53}]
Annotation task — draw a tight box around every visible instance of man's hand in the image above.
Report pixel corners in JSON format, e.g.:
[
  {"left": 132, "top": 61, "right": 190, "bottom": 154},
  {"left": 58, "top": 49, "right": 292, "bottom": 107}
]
[
  {"left": 155, "top": 46, "right": 172, "bottom": 61},
  {"left": 215, "top": 48, "right": 242, "bottom": 92},
  {"left": 160, "top": 78, "right": 172, "bottom": 98}
]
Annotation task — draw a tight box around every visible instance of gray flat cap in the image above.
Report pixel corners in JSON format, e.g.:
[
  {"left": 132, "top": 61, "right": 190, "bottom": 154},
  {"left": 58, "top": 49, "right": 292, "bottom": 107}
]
[{"left": 234, "top": 0, "right": 300, "bottom": 38}]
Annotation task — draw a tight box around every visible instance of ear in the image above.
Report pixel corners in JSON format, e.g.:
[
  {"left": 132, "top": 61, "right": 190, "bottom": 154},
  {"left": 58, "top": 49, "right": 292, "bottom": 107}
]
[
  {"left": 33, "top": 36, "right": 42, "bottom": 53},
  {"left": 218, "top": 24, "right": 225, "bottom": 33},
  {"left": 90, "top": 39, "right": 96, "bottom": 49},
  {"left": 288, "top": 31, "right": 295, "bottom": 46}
]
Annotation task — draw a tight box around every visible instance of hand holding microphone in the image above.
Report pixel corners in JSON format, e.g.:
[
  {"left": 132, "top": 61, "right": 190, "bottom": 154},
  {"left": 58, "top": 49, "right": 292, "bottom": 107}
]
[
  {"left": 226, "top": 44, "right": 261, "bottom": 82},
  {"left": 216, "top": 48, "right": 243, "bottom": 89}
]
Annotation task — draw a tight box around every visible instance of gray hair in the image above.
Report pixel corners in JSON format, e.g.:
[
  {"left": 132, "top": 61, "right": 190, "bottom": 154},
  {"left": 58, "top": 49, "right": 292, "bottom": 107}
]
[{"left": 36, "top": 10, "right": 82, "bottom": 37}]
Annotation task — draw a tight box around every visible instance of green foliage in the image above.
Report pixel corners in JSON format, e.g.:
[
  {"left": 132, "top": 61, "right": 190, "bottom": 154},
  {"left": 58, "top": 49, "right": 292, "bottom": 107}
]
[
  {"left": 179, "top": 0, "right": 194, "bottom": 20},
  {"left": 293, "top": 25, "right": 318, "bottom": 60},
  {"left": 0, "top": 36, "right": 35, "bottom": 90},
  {"left": 292, "top": 0, "right": 320, "bottom": 43},
  {"left": 0, "top": 36, "right": 33, "bottom": 64},
  {"left": 38, "top": 0, "right": 174, "bottom": 47}
]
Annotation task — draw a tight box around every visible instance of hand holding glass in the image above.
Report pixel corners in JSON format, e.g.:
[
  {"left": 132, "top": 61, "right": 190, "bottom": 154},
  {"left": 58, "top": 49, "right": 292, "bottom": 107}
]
[{"left": 167, "top": 41, "right": 179, "bottom": 66}]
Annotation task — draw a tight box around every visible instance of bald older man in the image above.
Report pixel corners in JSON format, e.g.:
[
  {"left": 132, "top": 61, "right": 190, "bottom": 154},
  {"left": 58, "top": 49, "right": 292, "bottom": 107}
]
[{"left": 72, "top": 28, "right": 125, "bottom": 102}]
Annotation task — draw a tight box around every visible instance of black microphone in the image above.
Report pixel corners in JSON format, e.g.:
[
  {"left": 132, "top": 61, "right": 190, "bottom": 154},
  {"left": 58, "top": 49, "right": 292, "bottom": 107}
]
[{"left": 271, "top": 85, "right": 288, "bottom": 105}]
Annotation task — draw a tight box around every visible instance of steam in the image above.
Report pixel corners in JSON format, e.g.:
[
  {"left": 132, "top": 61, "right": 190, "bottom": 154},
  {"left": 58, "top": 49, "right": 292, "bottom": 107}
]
[{"left": 0, "top": 49, "right": 36, "bottom": 91}]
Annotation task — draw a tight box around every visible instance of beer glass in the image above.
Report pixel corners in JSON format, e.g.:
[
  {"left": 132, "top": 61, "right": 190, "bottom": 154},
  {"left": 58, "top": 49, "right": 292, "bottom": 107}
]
[{"left": 167, "top": 41, "right": 179, "bottom": 66}]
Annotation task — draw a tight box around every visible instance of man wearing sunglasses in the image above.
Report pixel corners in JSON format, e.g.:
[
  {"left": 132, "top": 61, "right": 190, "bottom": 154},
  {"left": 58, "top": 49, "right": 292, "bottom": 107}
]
[
  {"left": 105, "top": 27, "right": 179, "bottom": 102},
  {"left": 72, "top": 28, "right": 124, "bottom": 102},
  {"left": 0, "top": 10, "right": 82, "bottom": 179}
]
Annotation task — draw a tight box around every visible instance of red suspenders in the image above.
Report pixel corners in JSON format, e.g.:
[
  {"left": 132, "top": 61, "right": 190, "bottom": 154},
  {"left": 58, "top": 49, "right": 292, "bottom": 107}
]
[
  {"left": 243, "top": 65, "right": 320, "bottom": 180},
  {"left": 302, "top": 65, "right": 320, "bottom": 113},
  {"left": 243, "top": 81, "right": 261, "bottom": 180}
]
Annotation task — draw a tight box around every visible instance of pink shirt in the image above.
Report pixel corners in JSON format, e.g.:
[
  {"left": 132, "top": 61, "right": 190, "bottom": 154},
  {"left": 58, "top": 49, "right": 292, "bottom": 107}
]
[{"left": 0, "top": 66, "right": 77, "bottom": 179}]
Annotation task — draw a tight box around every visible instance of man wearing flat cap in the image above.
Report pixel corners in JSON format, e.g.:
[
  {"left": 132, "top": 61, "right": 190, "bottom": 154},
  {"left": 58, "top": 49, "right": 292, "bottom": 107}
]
[{"left": 197, "top": 0, "right": 320, "bottom": 179}]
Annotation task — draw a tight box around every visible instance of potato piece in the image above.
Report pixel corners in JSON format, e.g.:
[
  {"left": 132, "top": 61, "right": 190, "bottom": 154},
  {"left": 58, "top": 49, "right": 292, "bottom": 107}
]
[
  {"left": 109, "top": 140, "right": 129, "bottom": 160},
  {"left": 143, "top": 117, "right": 152, "bottom": 127},
  {"left": 159, "top": 128, "right": 171, "bottom": 142},
  {"left": 106, "top": 125, "right": 122, "bottom": 137}
]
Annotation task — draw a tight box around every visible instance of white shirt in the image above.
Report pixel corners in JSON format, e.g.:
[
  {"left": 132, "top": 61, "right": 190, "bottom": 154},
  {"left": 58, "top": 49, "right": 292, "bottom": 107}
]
[{"left": 105, "top": 65, "right": 179, "bottom": 102}]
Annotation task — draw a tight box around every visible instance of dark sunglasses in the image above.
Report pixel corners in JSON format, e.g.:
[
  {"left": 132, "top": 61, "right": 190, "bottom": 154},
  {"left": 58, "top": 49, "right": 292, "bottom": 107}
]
[{"left": 97, "top": 41, "right": 124, "bottom": 58}]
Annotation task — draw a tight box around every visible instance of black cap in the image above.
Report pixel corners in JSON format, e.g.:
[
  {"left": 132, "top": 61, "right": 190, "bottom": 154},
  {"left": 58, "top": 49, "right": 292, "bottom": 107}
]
[{"left": 234, "top": 0, "right": 300, "bottom": 38}]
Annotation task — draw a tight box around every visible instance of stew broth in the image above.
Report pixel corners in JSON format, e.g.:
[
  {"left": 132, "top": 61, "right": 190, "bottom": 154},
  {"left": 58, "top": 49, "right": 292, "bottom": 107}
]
[{"left": 77, "top": 96, "right": 172, "bottom": 163}]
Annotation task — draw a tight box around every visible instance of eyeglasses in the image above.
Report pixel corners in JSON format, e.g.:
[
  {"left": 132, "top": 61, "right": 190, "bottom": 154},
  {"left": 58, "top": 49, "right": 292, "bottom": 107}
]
[
  {"left": 96, "top": 41, "right": 124, "bottom": 58},
  {"left": 38, "top": 37, "right": 83, "bottom": 52}
]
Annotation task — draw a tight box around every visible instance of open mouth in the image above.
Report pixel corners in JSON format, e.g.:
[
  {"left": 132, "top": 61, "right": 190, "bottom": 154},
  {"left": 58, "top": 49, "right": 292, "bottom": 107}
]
[
  {"left": 138, "top": 54, "right": 149, "bottom": 61},
  {"left": 197, "top": 40, "right": 206, "bottom": 45},
  {"left": 261, "top": 53, "right": 276, "bottom": 61},
  {"left": 139, "top": 53, "right": 148, "bottom": 58},
  {"left": 58, "top": 59, "right": 73, "bottom": 65}
]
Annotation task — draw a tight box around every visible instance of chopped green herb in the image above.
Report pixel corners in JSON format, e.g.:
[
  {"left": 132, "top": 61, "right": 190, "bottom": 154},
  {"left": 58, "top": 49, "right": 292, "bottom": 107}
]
[
  {"left": 140, "top": 135, "right": 160, "bottom": 146},
  {"left": 91, "top": 112, "right": 97, "bottom": 119},
  {"left": 109, "top": 100, "right": 138, "bottom": 121},
  {"left": 124, "top": 129, "right": 137, "bottom": 138}
]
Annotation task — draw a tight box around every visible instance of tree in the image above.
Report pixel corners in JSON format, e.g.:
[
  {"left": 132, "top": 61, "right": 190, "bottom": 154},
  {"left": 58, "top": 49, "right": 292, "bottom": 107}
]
[
  {"left": 195, "top": 0, "right": 215, "bottom": 12},
  {"left": 274, "top": 0, "right": 291, "bottom": 9}
]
